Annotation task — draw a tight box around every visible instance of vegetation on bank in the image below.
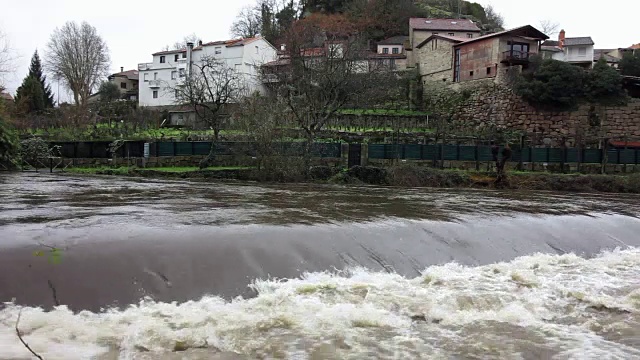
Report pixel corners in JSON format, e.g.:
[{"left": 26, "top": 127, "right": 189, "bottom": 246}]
[{"left": 63, "top": 164, "right": 640, "bottom": 194}]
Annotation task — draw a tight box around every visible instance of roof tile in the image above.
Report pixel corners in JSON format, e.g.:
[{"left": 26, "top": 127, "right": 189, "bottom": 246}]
[{"left": 410, "top": 18, "right": 481, "bottom": 32}]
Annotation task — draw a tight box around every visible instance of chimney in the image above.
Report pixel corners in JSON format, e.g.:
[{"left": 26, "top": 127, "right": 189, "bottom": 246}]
[
  {"left": 280, "top": 44, "right": 286, "bottom": 51},
  {"left": 186, "top": 42, "right": 194, "bottom": 76},
  {"left": 558, "top": 29, "right": 565, "bottom": 48},
  {"left": 198, "top": 40, "right": 203, "bottom": 47},
  {"left": 120, "top": 66, "right": 124, "bottom": 73}
]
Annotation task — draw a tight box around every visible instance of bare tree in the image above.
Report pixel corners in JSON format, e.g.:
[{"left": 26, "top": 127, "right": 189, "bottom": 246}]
[
  {"left": 483, "top": 5, "right": 505, "bottom": 33},
  {"left": 539, "top": 20, "right": 560, "bottom": 37},
  {"left": 265, "top": 14, "right": 383, "bottom": 163},
  {"left": 170, "top": 55, "right": 246, "bottom": 167},
  {"left": 0, "top": 29, "right": 17, "bottom": 88},
  {"left": 231, "top": 6, "right": 262, "bottom": 38},
  {"left": 171, "top": 33, "right": 201, "bottom": 50},
  {"left": 45, "top": 21, "right": 110, "bottom": 107}
]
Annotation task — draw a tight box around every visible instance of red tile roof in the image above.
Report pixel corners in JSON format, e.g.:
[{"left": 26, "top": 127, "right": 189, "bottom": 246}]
[
  {"left": 630, "top": 43, "right": 640, "bottom": 49},
  {"left": 410, "top": 18, "right": 481, "bottom": 32},
  {"left": 110, "top": 69, "right": 139, "bottom": 81},
  {"left": 453, "top": 25, "right": 548, "bottom": 47},
  {"left": 415, "top": 34, "right": 467, "bottom": 49},
  {"left": 0, "top": 92, "right": 12, "bottom": 101},
  {"left": 152, "top": 49, "right": 186, "bottom": 56}
]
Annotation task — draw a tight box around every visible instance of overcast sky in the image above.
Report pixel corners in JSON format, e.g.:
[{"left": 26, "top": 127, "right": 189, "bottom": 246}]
[{"left": 1, "top": 0, "right": 639, "bottom": 101}]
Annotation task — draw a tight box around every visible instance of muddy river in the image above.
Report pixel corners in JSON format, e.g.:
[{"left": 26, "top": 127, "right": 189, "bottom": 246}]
[{"left": 0, "top": 173, "right": 639, "bottom": 359}]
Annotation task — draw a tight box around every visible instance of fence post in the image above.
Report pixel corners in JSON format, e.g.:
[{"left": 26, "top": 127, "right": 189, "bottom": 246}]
[
  {"left": 518, "top": 135, "right": 525, "bottom": 171},
  {"left": 173, "top": 142, "right": 177, "bottom": 157},
  {"left": 192, "top": 141, "right": 196, "bottom": 156},
  {"left": 601, "top": 138, "right": 608, "bottom": 174},
  {"left": 561, "top": 138, "right": 566, "bottom": 173},
  {"left": 475, "top": 143, "right": 480, "bottom": 171}
]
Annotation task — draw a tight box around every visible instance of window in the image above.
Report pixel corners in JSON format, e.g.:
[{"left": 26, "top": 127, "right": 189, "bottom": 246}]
[
  {"left": 171, "top": 71, "right": 177, "bottom": 79},
  {"left": 255, "top": 46, "right": 259, "bottom": 54},
  {"left": 178, "top": 68, "right": 185, "bottom": 77},
  {"left": 174, "top": 54, "right": 179, "bottom": 62},
  {"left": 467, "top": 33, "right": 473, "bottom": 38},
  {"left": 175, "top": 89, "right": 179, "bottom": 98},
  {"left": 143, "top": 73, "right": 149, "bottom": 82},
  {"left": 578, "top": 47, "right": 587, "bottom": 56},
  {"left": 120, "top": 82, "right": 127, "bottom": 89},
  {"left": 152, "top": 90, "right": 158, "bottom": 99},
  {"left": 568, "top": 47, "right": 573, "bottom": 55},
  {"left": 153, "top": 72, "right": 158, "bottom": 80},
  {"left": 448, "top": 33, "right": 455, "bottom": 36},
  {"left": 182, "top": 52, "right": 187, "bottom": 59},
  {"left": 470, "top": 70, "right": 474, "bottom": 77},
  {"left": 432, "top": 32, "right": 439, "bottom": 35},
  {"left": 160, "top": 56, "right": 165, "bottom": 63},
  {"left": 454, "top": 49, "right": 461, "bottom": 82},
  {"left": 383, "top": 47, "right": 389, "bottom": 54},
  {"left": 392, "top": 47, "right": 399, "bottom": 54},
  {"left": 215, "top": 47, "right": 222, "bottom": 55},
  {"left": 487, "top": 67, "right": 492, "bottom": 75}
]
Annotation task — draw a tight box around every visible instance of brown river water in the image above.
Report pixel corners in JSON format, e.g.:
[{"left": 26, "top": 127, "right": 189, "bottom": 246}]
[{"left": 0, "top": 173, "right": 639, "bottom": 359}]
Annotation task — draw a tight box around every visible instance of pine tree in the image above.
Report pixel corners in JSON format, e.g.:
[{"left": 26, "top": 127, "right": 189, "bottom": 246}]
[
  {"left": 28, "top": 51, "right": 55, "bottom": 108},
  {"left": 14, "top": 76, "right": 45, "bottom": 114}
]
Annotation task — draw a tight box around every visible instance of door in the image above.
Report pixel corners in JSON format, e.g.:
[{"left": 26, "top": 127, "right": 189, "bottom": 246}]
[{"left": 348, "top": 144, "right": 362, "bottom": 168}]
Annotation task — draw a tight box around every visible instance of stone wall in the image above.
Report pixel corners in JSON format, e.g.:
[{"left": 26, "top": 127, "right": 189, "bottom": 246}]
[{"left": 449, "top": 83, "right": 640, "bottom": 146}]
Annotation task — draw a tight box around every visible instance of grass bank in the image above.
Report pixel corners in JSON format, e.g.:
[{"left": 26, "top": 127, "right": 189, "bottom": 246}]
[{"left": 64, "top": 164, "right": 640, "bottom": 194}]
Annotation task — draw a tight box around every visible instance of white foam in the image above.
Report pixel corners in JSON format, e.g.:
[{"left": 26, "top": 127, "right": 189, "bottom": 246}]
[{"left": 1, "top": 248, "right": 639, "bottom": 359}]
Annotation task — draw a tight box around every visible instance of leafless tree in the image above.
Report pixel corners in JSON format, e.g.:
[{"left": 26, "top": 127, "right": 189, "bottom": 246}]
[
  {"left": 231, "top": 6, "right": 262, "bottom": 38},
  {"left": 0, "top": 29, "right": 17, "bottom": 88},
  {"left": 170, "top": 33, "right": 201, "bottom": 51},
  {"left": 483, "top": 5, "right": 505, "bottom": 33},
  {"left": 45, "top": 21, "right": 110, "bottom": 107},
  {"left": 170, "top": 55, "right": 246, "bottom": 166},
  {"left": 538, "top": 20, "right": 560, "bottom": 37},
  {"left": 265, "top": 16, "right": 386, "bottom": 163}
]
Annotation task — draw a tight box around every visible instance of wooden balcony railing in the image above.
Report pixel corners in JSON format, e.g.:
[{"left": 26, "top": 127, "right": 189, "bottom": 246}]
[{"left": 502, "top": 50, "right": 531, "bottom": 63}]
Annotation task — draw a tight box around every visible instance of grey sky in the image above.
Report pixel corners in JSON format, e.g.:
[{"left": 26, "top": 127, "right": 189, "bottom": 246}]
[{"left": 1, "top": 0, "right": 639, "bottom": 101}]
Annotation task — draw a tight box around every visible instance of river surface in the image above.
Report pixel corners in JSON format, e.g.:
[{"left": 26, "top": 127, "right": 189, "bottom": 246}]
[{"left": 0, "top": 173, "right": 639, "bottom": 359}]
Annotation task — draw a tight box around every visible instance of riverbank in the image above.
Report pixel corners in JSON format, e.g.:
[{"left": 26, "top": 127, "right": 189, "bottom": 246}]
[{"left": 64, "top": 164, "right": 640, "bottom": 194}]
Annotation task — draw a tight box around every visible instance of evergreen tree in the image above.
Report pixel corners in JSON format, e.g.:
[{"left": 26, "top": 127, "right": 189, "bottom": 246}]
[
  {"left": 586, "top": 57, "right": 626, "bottom": 104},
  {"left": 27, "top": 50, "right": 55, "bottom": 108},
  {"left": 619, "top": 51, "right": 640, "bottom": 77},
  {"left": 14, "top": 76, "right": 45, "bottom": 114}
]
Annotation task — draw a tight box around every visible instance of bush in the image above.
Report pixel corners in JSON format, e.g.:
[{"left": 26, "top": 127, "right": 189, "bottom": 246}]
[
  {"left": 19, "top": 137, "right": 50, "bottom": 169},
  {"left": 586, "top": 58, "right": 627, "bottom": 105},
  {"left": 619, "top": 51, "right": 640, "bottom": 77},
  {"left": 0, "top": 116, "right": 20, "bottom": 169},
  {"left": 386, "top": 165, "right": 471, "bottom": 187},
  {"left": 515, "top": 57, "right": 586, "bottom": 110},
  {"left": 347, "top": 166, "right": 388, "bottom": 185}
]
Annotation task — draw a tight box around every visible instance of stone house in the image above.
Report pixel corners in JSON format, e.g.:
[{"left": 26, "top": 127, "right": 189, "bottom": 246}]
[
  {"left": 407, "top": 18, "right": 481, "bottom": 67},
  {"left": 415, "top": 25, "right": 548, "bottom": 85}
]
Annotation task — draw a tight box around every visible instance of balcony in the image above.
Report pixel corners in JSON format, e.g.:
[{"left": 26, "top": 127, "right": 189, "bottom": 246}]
[
  {"left": 148, "top": 80, "right": 162, "bottom": 88},
  {"left": 501, "top": 50, "right": 532, "bottom": 64},
  {"left": 138, "top": 63, "right": 152, "bottom": 71}
]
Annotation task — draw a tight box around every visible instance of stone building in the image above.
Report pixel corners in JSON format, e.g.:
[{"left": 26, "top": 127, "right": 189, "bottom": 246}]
[
  {"left": 415, "top": 25, "right": 548, "bottom": 85},
  {"left": 407, "top": 18, "right": 481, "bottom": 67}
]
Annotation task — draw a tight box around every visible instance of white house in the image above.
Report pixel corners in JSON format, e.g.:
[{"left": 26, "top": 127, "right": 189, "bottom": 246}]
[
  {"left": 541, "top": 30, "right": 594, "bottom": 69},
  {"left": 138, "top": 37, "right": 278, "bottom": 109}
]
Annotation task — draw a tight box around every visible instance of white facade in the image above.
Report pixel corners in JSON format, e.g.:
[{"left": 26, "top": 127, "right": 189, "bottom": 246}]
[
  {"left": 564, "top": 45, "right": 595, "bottom": 64},
  {"left": 377, "top": 44, "right": 403, "bottom": 55},
  {"left": 138, "top": 38, "right": 278, "bottom": 108}
]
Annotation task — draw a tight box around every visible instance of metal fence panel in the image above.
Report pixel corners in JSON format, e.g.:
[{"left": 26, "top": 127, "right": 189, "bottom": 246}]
[
  {"left": 312, "top": 143, "right": 341, "bottom": 158},
  {"left": 193, "top": 142, "right": 211, "bottom": 156},
  {"left": 404, "top": 144, "right": 422, "bottom": 159},
  {"left": 583, "top": 149, "right": 602, "bottom": 164},
  {"left": 442, "top": 145, "right": 458, "bottom": 160},
  {"left": 531, "top": 148, "right": 548, "bottom": 163},
  {"left": 175, "top": 142, "right": 193, "bottom": 156},
  {"left": 619, "top": 149, "right": 636, "bottom": 164},
  {"left": 478, "top": 146, "right": 493, "bottom": 161},
  {"left": 459, "top": 146, "right": 476, "bottom": 161},
  {"left": 548, "top": 148, "right": 564, "bottom": 163},
  {"left": 157, "top": 142, "right": 175, "bottom": 157},
  {"left": 566, "top": 148, "right": 580, "bottom": 163},
  {"left": 368, "top": 144, "right": 385, "bottom": 159}
]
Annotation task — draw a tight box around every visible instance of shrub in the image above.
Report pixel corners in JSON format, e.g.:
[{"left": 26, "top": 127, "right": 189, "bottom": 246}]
[
  {"left": 586, "top": 58, "right": 627, "bottom": 105},
  {"left": 19, "top": 137, "right": 50, "bottom": 169},
  {"left": 515, "top": 58, "right": 586, "bottom": 110},
  {"left": 619, "top": 51, "right": 640, "bottom": 77},
  {"left": 0, "top": 115, "right": 20, "bottom": 169}
]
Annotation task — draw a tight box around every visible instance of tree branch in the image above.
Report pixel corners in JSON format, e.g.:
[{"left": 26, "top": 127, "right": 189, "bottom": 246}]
[{"left": 15, "top": 309, "right": 44, "bottom": 360}]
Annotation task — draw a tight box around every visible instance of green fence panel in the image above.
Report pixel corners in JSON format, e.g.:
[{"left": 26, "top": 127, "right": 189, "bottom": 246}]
[
  {"left": 548, "top": 148, "right": 564, "bottom": 163},
  {"left": 618, "top": 149, "right": 636, "bottom": 164},
  {"left": 520, "top": 148, "right": 531, "bottom": 162},
  {"left": 404, "top": 144, "right": 422, "bottom": 159},
  {"left": 158, "top": 142, "right": 175, "bottom": 157},
  {"left": 606, "top": 150, "right": 620, "bottom": 164},
  {"left": 566, "top": 148, "right": 580, "bottom": 163},
  {"left": 530, "top": 148, "right": 548, "bottom": 163},
  {"left": 583, "top": 149, "right": 602, "bottom": 164},
  {"left": 459, "top": 146, "right": 476, "bottom": 161},
  {"left": 193, "top": 142, "right": 211, "bottom": 156},
  {"left": 442, "top": 145, "right": 458, "bottom": 160},
  {"left": 175, "top": 142, "right": 193, "bottom": 156},
  {"left": 368, "top": 144, "right": 385, "bottom": 159},
  {"left": 478, "top": 146, "right": 493, "bottom": 161},
  {"left": 383, "top": 144, "right": 400, "bottom": 159},
  {"left": 421, "top": 145, "right": 438, "bottom": 160}
]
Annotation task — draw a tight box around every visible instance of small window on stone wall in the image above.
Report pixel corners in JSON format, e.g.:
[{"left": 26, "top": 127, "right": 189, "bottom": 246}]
[
  {"left": 470, "top": 70, "right": 474, "bottom": 77},
  {"left": 487, "top": 67, "right": 491, "bottom": 75}
]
